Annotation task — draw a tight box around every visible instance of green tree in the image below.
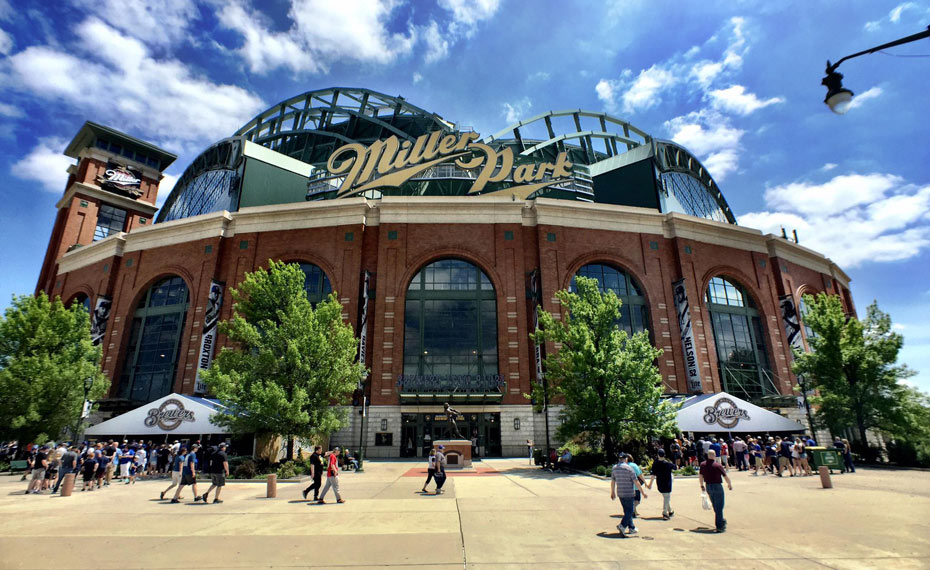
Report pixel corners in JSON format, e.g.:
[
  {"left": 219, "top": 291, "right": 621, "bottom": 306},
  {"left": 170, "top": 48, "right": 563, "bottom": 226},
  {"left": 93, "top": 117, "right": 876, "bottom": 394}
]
[
  {"left": 529, "top": 276, "right": 678, "bottom": 462},
  {"left": 0, "top": 292, "right": 109, "bottom": 444},
  {"left": 792, "top": 294, "right": 915, "bottom": 446},
  {"left": 201, "top": 260, "right": 366, "bottom": 460}
]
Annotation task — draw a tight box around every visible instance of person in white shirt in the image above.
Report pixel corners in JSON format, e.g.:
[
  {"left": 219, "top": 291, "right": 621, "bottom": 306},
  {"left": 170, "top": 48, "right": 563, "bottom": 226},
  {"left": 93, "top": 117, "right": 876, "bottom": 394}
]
[{"left": 132, "top": 447, "right": 146, "bottom": 483}]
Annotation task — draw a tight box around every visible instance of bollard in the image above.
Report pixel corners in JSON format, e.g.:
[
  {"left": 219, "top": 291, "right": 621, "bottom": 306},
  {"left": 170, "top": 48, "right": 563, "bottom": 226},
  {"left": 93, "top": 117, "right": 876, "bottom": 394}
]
[
  {"left": 266, "top": 473, "right": 277, "bottom": 498},
  {"left": 819, "top": 466, "right": 833, "bottom": 489},
  {"left": 60, "top": 473, "right": 77, "bottom": 497}
]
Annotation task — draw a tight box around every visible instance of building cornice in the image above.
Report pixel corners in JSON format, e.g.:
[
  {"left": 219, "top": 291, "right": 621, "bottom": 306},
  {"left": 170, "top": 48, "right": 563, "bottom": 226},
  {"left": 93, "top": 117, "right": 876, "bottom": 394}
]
[
  {"left": 226, "top": 197, "right": 371, "bottom": 236},
  {"left": 123, "top": 211, "right": 232, "bottom": 253},
  {"left": 58, "top": 234, "right": 126, "bottom": 274},
  {"left": 51, "top": 196, "right": 851, "bottom": 285},
  {"left": 79, "top": 148, "right": 164, "bottom": 181},
  {"left": 56, "top": 181, "right": 158, "bottom": 216}
]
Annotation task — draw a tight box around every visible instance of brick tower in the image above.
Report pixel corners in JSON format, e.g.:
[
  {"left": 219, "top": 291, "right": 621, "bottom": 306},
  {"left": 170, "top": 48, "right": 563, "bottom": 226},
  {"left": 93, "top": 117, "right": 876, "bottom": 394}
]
[{"left": 36, "top": 122, "right": 176, "bottom": 297}]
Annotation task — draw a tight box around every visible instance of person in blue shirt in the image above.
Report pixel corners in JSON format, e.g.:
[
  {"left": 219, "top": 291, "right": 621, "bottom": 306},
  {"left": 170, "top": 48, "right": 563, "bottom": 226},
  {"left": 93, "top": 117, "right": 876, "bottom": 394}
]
[
  {"left": 118, "top": 446, "right": 134, "bottom": 484},
  {"left": 751, "top": 439, "right": 765, "bottom": 476},
  {"left": 161, "top": 447, "right": 187, "bottom": 500},
  {"left": 626, "top": 456, "right": 646, "bottom": 517},
  {"left": 171, "top": 444, "right": 200, "bottom": 503},
  {"left": 710, "top": 438, "right": 722, "bottom": 463}
]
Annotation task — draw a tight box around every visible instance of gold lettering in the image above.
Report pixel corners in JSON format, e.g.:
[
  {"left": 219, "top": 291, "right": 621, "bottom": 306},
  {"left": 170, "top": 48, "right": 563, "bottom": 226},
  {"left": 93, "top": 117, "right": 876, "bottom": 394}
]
[
  {"left": 406, "top": 132, "right": 438, "bottom": 165},
  {"left": 551, "top": 153, "right": 573, "bottom": 178},
  {"left": 453, "top": 132, "right": 480, "bottom": 151},
  {"left": 375, "top": 136, "right": 401, "bottom": 176},
  {"left": 390, "top": 139, "right": 414, "bottom": 170},
  {"left": 420, "top": 131, "right": 444, "bottom": 162},
  {"left": 438, "top": 134, "right": 458, "bottom": 155},
  {"left": 466, "top": 144, "right": 513, "bottom": 194},
  {"left": 512, "top": 163, "right": 536, "bottom": 184}
]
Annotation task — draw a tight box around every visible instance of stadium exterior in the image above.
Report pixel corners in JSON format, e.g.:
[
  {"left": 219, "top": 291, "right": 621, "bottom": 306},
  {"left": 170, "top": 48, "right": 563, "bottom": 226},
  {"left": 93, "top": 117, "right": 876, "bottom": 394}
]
[{"left": 36, "top": 88, "right": 853, "bottom": 457}]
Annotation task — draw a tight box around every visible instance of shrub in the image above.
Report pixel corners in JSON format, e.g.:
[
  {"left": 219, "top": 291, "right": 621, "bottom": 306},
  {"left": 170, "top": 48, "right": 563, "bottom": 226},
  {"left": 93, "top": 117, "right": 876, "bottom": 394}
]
[
  {"left": 276, "top": 460, "right": 297, "bottom": 479},
  {"left": 674, "top": 465, "right": 697, "bottom": 476},
  {"left": 0, "top": 461, "right": 9, "bottom": 473},
  {"left": 593, "top": 465, "right": 610, "bottom": 477},
  {"left": 232, "top": 459, "right": 259, "bottom": 479}
]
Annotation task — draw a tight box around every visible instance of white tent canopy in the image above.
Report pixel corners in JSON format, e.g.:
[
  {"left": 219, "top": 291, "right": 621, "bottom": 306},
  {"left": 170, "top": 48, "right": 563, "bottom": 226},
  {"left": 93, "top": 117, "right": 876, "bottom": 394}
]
[
  {"left": 676, "top": 392, "right": 804, "bottom": 433},
  {"left": 85, "top": 393, "right": 232, "bottom": 437}
]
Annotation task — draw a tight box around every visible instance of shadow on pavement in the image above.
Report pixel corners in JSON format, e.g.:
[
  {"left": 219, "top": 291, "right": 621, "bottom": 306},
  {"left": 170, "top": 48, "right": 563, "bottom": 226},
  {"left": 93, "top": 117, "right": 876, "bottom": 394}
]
[{"left": 690, "top": 527, "right": 718, "bottom": 534}]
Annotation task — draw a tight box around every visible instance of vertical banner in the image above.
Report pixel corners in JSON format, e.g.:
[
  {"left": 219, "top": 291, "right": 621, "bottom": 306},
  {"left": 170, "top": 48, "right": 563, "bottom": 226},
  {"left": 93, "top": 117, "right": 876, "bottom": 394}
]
[
  {"left": 672, "top": 279, "right": 702, "bottom": 393},
  {"left": 530, "top": 269, "right": 544, "bottom": 383},
  {"left": 90, "top": 295, "right": 112, "bottom": 345},
  {"left": 357, "top": 271, "right": 371, "bottom": 385},
  {"left": 195, "top": 280, "right": 224, "bottom": 395},
  {"left": 779, "top": 295, "right": 805, "bottom": 353}
]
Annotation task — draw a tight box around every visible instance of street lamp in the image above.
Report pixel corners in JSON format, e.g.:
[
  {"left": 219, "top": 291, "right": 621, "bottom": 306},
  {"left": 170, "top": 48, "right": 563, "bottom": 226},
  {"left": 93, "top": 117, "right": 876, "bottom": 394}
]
[{"left": 823, "top": 25, "right": 930, "bottom": 114}]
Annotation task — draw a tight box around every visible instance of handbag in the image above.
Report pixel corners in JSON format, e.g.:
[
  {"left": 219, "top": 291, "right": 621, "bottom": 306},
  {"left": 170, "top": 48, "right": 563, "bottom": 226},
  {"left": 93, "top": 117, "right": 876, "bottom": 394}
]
[{"left": 701, "top": 491, "right": 712, "bottom": 510}]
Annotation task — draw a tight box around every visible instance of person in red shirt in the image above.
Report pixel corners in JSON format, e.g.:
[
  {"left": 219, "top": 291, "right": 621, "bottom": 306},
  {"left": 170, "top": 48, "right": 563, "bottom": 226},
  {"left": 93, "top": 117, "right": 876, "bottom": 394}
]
[
  {"left": 317, "top": 447, "right": 346, "bottom": 504},
  {"left": 699, "top": 450, "right": 732, "bottom": 532}
]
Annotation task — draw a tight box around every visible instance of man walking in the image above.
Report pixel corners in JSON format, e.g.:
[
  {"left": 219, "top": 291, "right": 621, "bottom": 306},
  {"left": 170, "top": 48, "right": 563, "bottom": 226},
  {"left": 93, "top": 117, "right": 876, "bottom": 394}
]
[
  {"left": 26, "top": 445, "right": 49, "bottom": 494},
  {"left": 171, "top": 444, "right": 200, "bottom": 503},
  {"left": 610, "top": 453, "right": 648, "bottom": 537},
  {"left": 646, "top": 449, "right": 675, "bottom": 519},
  {"left": 302, "top": 446, "right": 324, "bottom": 501},
  {"left": 199, "top": 443, "right": 229, "bottom": 504},
  {"left": 699, "top": 450, "right": 732, "bottom": 533},
  {"left": 317, "top": 447, "right": 346, "bottom": 504},
  {"left": 52, "top": 445, "right": 78, "bottom": 494}
]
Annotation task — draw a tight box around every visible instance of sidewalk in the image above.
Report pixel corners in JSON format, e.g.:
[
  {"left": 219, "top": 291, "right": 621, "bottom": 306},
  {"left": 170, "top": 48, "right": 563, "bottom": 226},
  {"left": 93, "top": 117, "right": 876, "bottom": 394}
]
[{"left": 0, "top": 458, "right": 928, "bottom": 569}]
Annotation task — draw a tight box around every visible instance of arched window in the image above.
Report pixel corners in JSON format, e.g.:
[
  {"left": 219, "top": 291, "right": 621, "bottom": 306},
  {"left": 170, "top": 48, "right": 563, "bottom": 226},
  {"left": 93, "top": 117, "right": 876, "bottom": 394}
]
[
  {"left": 118, "top": 276, "right": 190, "bottom": 403},
  {"left": 403, "top": 259, "right": 497, "bottom": 380},
  {"left": 705, "top": 276, "right": 774, "bottom": 401},
  {"left": 570, "top": 263, "right": 649, "bottom": 335},
  {"left": 798, "top": 296, "right": 816, "bottom": 345},
  {"left": 298, "top": 262, "right": 332, "bottom": 305},
  {"left": 69, "top": 293, "right": 91, "bottom": 313}
]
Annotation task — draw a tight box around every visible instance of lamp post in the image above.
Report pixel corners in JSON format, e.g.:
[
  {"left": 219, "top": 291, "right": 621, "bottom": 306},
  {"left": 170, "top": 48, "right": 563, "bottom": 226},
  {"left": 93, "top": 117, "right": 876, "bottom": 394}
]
[
  {"left": 823, "top": 25, "right": 930, "bottom": 114},
  {"left": 72, "top": 377, "right": 93, "bottom": 441}
]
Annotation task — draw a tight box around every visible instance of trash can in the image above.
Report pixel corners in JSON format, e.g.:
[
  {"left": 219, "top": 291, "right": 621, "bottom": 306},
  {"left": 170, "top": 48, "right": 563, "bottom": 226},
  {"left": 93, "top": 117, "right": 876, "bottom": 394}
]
[{"left": 808, "top": 447, "right": 842, "bottom": 472}]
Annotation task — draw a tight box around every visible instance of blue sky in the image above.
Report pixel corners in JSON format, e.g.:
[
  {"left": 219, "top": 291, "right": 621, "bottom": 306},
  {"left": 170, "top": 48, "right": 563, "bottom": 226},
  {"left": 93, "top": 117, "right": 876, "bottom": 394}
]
[{"left": 0, "top": 0, "right": 928, "bottom": 391}]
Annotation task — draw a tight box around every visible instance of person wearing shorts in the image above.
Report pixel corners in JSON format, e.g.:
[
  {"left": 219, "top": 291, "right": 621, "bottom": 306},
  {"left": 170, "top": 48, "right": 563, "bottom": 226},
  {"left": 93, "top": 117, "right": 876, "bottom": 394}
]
[
  {"left": 161, "top": 446, "right": 186, "bottom": 500},
  {"left": 171, "top": 444, "right": 200, "bottom": 503},
  {"left": 27, "top": 446, "right": 49, "bottom": 494},
  {"left": 198, "top": 443, "right": 229, "bottom": 504}
]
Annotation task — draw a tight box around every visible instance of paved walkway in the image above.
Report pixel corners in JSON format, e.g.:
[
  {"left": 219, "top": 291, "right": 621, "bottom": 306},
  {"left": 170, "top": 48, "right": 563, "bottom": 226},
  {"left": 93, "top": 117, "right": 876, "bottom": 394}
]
[{"left": 0, "top": 459, "right": 928, "bottom": 569}]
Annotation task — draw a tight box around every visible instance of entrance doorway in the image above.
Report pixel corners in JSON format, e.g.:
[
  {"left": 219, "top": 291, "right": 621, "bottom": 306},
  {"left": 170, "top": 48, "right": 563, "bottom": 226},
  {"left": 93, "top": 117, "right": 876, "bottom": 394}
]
[{"left": 399, "top": 412, "right": 502, "bottom": 458}]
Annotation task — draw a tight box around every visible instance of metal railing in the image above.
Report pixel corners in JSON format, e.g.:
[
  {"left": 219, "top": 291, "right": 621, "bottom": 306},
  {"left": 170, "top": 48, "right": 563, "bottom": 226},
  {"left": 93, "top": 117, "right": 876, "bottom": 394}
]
[{"left": 719, "top": 362, "right": 780, "bottom": 402}]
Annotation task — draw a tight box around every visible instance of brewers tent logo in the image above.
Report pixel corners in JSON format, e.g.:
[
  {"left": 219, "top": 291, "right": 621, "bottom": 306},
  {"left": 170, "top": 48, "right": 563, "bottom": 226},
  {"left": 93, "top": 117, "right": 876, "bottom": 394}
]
[
  {"left": 703, "top": 397, "right": 750, "bottom": 429},
  {"left": 144, "top": 398, "right": 196, "bottom": 431}
]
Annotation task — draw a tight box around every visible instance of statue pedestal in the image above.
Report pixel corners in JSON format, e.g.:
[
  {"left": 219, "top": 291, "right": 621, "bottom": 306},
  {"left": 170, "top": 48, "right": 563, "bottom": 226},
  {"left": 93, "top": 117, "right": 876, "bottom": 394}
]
[{"left": 434, "top": 440, "right": 472, "bottom": 468}]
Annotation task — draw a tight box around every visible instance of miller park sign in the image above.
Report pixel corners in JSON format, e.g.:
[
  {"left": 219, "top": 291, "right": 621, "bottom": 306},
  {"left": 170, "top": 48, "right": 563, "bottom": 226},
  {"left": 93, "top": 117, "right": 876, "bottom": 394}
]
[{"left": 322, "top": 130, "right": 574, "bottom": 199}]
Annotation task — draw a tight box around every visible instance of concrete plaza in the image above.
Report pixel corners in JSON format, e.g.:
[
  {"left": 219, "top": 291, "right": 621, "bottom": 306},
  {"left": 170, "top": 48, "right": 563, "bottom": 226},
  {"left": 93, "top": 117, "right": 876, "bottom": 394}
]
[{"left": 0, "top": 459, "right": 928, "bottom": 569}]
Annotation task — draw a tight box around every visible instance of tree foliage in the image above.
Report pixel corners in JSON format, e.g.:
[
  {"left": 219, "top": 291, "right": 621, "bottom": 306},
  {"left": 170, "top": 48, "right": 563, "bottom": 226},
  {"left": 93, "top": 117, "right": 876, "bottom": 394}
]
[
  {"left": 529, "top": 276, "right": 678, "bottom": 462},
  {"left": 0, "top": 292, "right": 109, "bottom": 443},
  {"left": 792, "top": 294, "right": 917, "bottom": 447},
  {"left": 201, "top": 260, "right": 365, "bottom": 459}
]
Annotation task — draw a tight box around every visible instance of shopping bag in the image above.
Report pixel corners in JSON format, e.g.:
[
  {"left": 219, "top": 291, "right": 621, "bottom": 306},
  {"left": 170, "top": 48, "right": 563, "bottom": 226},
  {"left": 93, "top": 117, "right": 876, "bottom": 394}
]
[{"left": 701, "top": 491, "right": 712, "bottom": 510}]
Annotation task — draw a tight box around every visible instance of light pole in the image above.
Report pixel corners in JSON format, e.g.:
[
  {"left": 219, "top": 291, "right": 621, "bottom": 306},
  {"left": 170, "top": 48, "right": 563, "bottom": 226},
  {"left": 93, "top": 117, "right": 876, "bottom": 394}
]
[
  {"left": 822, "top": 25, "right": 930, "bottom": 114},
  {"left": 72, "top": 377, "right": 93, "bottom": 441}
]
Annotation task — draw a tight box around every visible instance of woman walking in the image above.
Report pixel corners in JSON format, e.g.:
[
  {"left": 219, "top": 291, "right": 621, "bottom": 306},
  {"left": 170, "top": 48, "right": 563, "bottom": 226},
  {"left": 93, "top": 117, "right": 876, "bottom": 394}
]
[
  {"left": 422, "top": 449, "right": 437, "bottom": 493},
  {"left": 161, "top": 446, "right": 186, "bottom": 500},
  {"left": 171, "top": 444, "right": 200, "bottom": 503},
  {"left": 796, "top": 439, "right": 812, "bottom": 476}
]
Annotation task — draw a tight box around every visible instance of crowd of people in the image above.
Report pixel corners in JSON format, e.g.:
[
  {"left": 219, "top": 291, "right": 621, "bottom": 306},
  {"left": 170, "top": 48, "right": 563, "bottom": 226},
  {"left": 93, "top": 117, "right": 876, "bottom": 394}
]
[{"left": 4, "top": 439, "right": 231, "bottom": 499}]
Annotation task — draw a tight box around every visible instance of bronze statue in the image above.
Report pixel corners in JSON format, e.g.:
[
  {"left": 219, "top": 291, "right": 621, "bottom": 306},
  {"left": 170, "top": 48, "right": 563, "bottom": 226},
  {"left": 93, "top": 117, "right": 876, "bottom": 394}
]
[{"left": 443, "top": 403, "right": 464, "bottom": 439}]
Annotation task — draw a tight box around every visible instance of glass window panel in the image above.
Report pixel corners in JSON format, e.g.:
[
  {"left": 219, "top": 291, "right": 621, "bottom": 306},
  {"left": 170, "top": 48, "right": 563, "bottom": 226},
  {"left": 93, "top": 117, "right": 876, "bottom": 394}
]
[
  {"left": 299, "top": 263, "right": 332, "bottom": 305},
  {"left": 94, "top": 205, "right": 128, "bottom": 242},
  {"left": 572, "top": 263, "right": 649, "bottom": 335}
]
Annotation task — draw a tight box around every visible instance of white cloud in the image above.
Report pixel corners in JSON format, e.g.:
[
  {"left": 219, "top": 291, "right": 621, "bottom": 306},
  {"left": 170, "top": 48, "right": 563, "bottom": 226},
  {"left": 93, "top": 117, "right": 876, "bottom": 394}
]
[
  {"left": 502, "top": 97, "right": 532, "bottom": 124},
  {"left": 0, "top": 26, "right": 12, "bottom": 55},
  {"left": 217, "top": 0, "right": 417, "bottom": 74},
  {"left": 5, "top": 18, "right": 265, "bottom": 145},
  {"left": 865, "top": 3, "right": 924, "bottom": 31},
  {"left": 620, "top": 65, "right": 676, "bottom": 114},
  {"left": 0, "top": 101, "right": 20, "bottom": 117},
  {"left": 423, "top": 20, "right": 449, "bottom": 64},
  {"left": 155, "top": 173, "right": 178, "bottom": 209},
  {"left": 664, "top": 110, "right": 744, "bottom": 180},
  {"left": 11, "top": 137, "right": 74, "bottom": 193},
  {"left": 821, "top": 163, "right": 838, "bottom": 171},
  {"left": 846, "top": 86, "right": 883, "bottom": 111},
  {"left": 528, "top": 71, "right": 550, "bottom": 82},
  {"left": 438, "top": 0, "right": 500, "bottom": 34},
  {"left": 71, "top": 0, "right": 198, "bottom": 49},
  {"left": 740, "top": 172, "right": 930, "bottom": 267},
  {"left": 412, "top": 71, "right": 423, "bottom": 84},
  {"left": 709, "top": 85, "right": 784, "bottom": 115}
]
